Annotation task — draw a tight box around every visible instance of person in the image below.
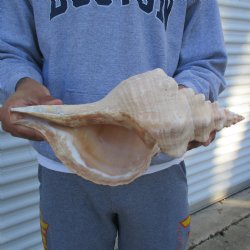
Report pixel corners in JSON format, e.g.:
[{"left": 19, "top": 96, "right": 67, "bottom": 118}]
[{"left": 0, "top": 0, "right": 227, "bottom": 249}]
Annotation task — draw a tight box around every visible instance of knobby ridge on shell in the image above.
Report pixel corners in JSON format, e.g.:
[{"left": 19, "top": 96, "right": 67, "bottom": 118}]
[{"left": 11, "top": 69, "right": 245, "bottom": 186}]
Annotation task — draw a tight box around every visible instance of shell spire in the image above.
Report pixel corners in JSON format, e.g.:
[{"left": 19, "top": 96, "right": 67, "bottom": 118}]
[
  {"left": 178, "top": 89, "right": 245, "bottom": 145},
  {"left": 223, "top": 108, "right": 245, "bottom": 127}
]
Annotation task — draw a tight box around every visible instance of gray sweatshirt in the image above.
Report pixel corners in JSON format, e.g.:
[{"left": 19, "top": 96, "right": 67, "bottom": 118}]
[{"left": 0, "top": 0, "right": 227, "bottom": 164}]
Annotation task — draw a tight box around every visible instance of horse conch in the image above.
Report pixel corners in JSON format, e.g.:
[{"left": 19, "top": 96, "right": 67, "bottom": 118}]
[{"left": 11, "top": 69, "right": 244, "bottom": 186}]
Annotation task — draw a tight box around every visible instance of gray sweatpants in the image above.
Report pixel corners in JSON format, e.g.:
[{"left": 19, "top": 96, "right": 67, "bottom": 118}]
[{"left": 38, "top": 162, "right": 190, "bottom": 250}]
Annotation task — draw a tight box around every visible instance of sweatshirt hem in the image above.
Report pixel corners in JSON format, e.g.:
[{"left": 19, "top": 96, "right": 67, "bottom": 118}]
[{"left": 37, "top": 153, "right": 184, "bottom": 176}]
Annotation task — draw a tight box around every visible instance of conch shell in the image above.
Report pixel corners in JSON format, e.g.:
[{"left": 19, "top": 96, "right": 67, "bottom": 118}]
[{"left": 11, "top": 69, "right": 244, "bottom": 186}]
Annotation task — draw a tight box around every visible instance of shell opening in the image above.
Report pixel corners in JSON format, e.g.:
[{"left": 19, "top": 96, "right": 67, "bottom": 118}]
[
  {"left": 12, "top": 112, "right": 157, "bottom": 185},
  {"left": 71, "top": 124, "right": 154, "bottom": 177}
]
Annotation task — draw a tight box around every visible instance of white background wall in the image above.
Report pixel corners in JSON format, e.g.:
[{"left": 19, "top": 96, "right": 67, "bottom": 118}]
[{"left": 186, "top": 0, "right": 250, "bottom": 213}]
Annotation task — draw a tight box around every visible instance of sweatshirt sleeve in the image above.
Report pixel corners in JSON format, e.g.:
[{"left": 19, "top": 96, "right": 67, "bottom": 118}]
[
  {"left": 174, "top": 0, "right": 227, "bottom": 102},
  {"left": 0, "top": 0, "right": 43, "bottom": 98}
]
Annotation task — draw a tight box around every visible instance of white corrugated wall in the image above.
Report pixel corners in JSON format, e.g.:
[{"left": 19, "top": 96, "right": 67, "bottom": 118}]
[
  {"left": 187, "top": 0, "right": 250, "bottom": 212},
  {"left": 0, "top": 1, "right": 250, "bottom": 248},
  {"left": 0, "top": 124, "right": 43, "bottom": 249}
]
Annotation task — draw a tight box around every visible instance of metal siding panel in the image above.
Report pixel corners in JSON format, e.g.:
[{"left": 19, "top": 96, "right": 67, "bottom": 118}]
[
  {"left": 0, "top": 219, "right": 40, "bottom": 245},
  {"left": 219, "top": 0, "right": 250, "bottom": 9},
  {"left": 1, "top": 232, "right": 42, "bottom": 250},
  {"left": 0, "top": 123, "right": 43, "bottom": 249},
  {"left": 187, "top": 1, "right": 250, "bottom": 213},
  {"left": 0, "top": 192, "right": 39, "bottom": 215}
]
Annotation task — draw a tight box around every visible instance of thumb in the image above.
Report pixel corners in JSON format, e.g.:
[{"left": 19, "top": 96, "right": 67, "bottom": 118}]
[
  {"left": 0, "top": 107, "right": 3, "bottom": 121},
  {"left": 38, "top": 95, "right": 63, "bottom": 105},
  {"left": 43, "top": 99, "right": 63, "bottom": 105}
]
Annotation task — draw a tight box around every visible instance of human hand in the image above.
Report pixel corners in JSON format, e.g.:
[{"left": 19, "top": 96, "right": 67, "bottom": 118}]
[
  {"left": 177, "top": 84, "right": 216, "bottom": 150},
  {"left": 0, "top": 78, "right": 62, "bottom": 141},
  {"left": 187, "top": 130, "right": 216, "bottom": 150},
  {"left": 178, "top": 84, "right": 186, "bottom": 90}
]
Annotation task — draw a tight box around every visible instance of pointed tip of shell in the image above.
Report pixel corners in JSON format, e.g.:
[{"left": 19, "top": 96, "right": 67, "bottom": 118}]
[
  {"left": 237, "top": 114, "right": 245, "bottom": 123},
  {"left": 225, "top": 109, "right": 245, "bottom": 126}
]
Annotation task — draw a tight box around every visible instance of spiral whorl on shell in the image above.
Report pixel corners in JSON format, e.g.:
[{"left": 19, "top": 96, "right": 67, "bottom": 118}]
[{"left": 11, "top": 69, "right": 244, "bottom": 186}]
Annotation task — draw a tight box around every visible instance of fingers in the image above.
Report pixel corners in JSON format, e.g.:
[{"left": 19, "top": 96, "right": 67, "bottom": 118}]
[
  {"left": 188, "top": 131, "right": 217, "bottom": 151},
  {"left": 201, "top": 131, "right": 216, "bottom": 147},
  {"left": 0, "top": 107, "right": 3, "bottom": 122},
  {"left": 2, "top": 107, "right": 44, "bottom": 141},
  {"left": 187, "top": 141, "right": 202, "bottom": 150},
  {"left": 1, "top": 78, "right": 63, "bottom": 140},
  {"left": 1, "top": 110, "right": 43, "bottom": 141},
  {"left": 43, "top": 98, "right": 63, "bottom": 105},
  {"left": 36, "top": 95, "right": 63, "bottom": 105},
  {"left": 1, "top": 95, "right": 62, "bottom": 140},
  {"left": 202, "top": 140, "right": 211, "bottom": 147},
  {"left": 8, "top": 124, "right": 44, "bottom": 141}
]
